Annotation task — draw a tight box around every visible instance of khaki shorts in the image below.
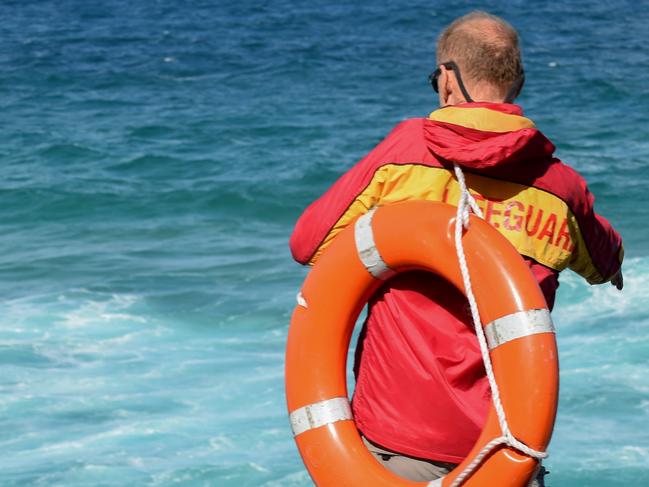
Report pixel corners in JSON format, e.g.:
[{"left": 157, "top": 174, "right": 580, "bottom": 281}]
[
  {"left": 362, "top": 436, "right": 455, "bottom": 482},
  {"left": 363, "top": 436, "right": 548, "bottom": 486}
]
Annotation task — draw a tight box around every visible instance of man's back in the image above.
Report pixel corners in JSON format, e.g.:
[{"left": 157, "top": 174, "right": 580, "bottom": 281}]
[
  {"left": 290, "top": 103, "right": 623, "bottom": 463},
  {"left": 289, "top": 10, "right": 623, "bottom": 483}
]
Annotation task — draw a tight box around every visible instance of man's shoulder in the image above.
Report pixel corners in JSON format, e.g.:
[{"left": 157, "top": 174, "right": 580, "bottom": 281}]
[
  {"left": 360, "top": 117, "right": 433, "bottom": 166},
  {"left": 532, "top": 156, "right": 591, "bottom": 206},
  {"left": 384, "top": 117, "right": 427, "bottom": 139}
]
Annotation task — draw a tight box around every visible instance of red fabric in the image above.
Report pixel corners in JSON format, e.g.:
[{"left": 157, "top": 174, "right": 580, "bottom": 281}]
[
  {"left": 352, "top": 272, "right": 490, "bottom": 463},
  {"left": 289, "top": 103, "right": 623, "bottom": 462}
]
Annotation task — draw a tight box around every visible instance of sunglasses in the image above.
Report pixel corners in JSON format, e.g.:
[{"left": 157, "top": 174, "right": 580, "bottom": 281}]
[
  {"left": 429, "top": 61, "right": 525, "bottom": 104},
  {"left": 429, "top": 61, "right": 474, "bottom": 103},
  {"left": 429, "top": 61, "right": 457, "bottom": 93}
]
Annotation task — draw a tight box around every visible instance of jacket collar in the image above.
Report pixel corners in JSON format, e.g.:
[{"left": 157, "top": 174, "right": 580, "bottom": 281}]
[{"left": 429, "top": 102, "right": 534, "bottom": 133}]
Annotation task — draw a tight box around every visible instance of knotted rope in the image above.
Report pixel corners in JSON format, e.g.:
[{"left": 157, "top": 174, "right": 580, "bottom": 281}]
[{"left": 449, "top": 164, "right": 547, "bottom": 487}]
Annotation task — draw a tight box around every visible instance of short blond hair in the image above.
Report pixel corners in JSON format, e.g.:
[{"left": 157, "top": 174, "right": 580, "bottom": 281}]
[{"left": 436, "top": 11, "right": 523, "bottom": 89}]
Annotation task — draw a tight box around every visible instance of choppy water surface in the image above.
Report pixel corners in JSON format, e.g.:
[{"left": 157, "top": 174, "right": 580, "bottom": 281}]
[{"left": 0, "top": 1, "right": 647, "bottom": 485}]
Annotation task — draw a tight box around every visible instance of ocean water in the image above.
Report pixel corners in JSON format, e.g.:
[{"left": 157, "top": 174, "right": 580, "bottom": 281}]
[{"left": 0, "top": 0, "right": 647, "bottom": 485}]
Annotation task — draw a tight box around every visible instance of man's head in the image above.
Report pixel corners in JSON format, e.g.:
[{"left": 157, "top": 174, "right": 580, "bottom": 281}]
[{"left": 434, "top": 11, "right": 524, "bottom": 106}]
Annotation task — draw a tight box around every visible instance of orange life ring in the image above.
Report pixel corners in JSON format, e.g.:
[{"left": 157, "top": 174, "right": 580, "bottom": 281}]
[{"left": 285, "top": 200, "right": 559, "bottom": 486}]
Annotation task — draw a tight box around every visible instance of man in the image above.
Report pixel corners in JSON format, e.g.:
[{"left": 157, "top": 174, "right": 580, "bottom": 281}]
[{"left": 289, "top": 11, "right": 624, "bottom": 485}]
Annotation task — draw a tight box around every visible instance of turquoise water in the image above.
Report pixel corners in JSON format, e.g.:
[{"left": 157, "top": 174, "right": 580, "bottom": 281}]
[{"left": 0, "top": 1, "right": 647, "bottom": 485}]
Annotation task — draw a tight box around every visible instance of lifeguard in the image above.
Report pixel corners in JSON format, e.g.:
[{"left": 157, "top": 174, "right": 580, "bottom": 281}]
[{"left": 289, "top": 10, "right": 623, "bottom": 486}]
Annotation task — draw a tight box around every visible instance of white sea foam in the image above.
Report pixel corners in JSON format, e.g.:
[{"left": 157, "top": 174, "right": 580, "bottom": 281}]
[
  {"left": 55, "top": 294, "right": 146, "bottom": 329},
  {"left": 261, "top": 470, "right": 311, "bottom": 486},
  {"left": 249, "top": 462, "right": 271, "bottom": 473},
  {"left": 128, "top": 457, "right": 145, "bottom": 468},
  {"left": 554, "top": 256, "right": 649, "bottom": 325},
  {"left": 638, "top": 400, "right": 649, "bottom": 415},
  {"left": 209, "top": 435, "right": 235, "bottom": 451}
]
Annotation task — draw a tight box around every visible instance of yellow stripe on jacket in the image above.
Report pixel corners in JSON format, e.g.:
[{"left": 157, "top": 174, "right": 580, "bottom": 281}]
[{"left": 310, "top": 164, "right": 602, "bottom": 283}]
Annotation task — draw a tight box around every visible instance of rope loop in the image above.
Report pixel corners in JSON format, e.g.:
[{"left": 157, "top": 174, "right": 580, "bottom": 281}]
[{"left": 449, "top": 164, "right": 547, "bottom": 487}]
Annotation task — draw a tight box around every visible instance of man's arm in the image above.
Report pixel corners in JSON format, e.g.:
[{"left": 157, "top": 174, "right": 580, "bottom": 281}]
[
  {"left": 289, "top": 161, "right": 380, "bottom": 266},
  {"left": 566, "top": 173, "right": 624, "bottom": 289}
]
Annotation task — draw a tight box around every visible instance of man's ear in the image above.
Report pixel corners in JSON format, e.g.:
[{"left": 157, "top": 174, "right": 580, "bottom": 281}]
[{"left": 438, "top": 65, "right": 452, "bottom": 107}]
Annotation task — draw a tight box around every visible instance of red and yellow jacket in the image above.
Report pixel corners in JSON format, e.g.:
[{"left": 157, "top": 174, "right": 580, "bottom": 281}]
[{"left": 289, "top": 103, "right": 623, "bottom": 463}]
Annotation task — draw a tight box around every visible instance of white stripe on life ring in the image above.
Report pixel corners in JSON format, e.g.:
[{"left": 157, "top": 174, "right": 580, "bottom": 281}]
[
  {"left": 289, "top": 397, "right": 353, "bottom": 437},
  {"left": 354, "top": 208, "right": 395, "bottom": 280},
  {"left": 484, "top": 309, "right": 555, "bottom": 351}
]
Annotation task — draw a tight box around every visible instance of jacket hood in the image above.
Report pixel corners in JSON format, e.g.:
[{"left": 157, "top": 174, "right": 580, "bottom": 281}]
[{"left": 424, "top": 103, "right": 555, "bottom": 169}]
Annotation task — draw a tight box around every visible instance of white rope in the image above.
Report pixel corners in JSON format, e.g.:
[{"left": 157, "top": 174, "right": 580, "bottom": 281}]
[{"left": 449, "top": 164, "right": 547, "bottom": 487}]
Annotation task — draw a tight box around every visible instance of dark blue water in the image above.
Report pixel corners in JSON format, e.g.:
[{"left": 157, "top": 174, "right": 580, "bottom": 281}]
[{"left": 0, "top": 1, "right": 647, "bottom": 485}]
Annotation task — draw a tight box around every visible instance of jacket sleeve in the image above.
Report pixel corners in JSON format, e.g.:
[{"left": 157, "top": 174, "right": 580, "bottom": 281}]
[
  {"left": 568, "top": 175, "right": 624, "bottom": 284},
  {"left": 289, "top": 120, "right": 416, "bottom": 265}
]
